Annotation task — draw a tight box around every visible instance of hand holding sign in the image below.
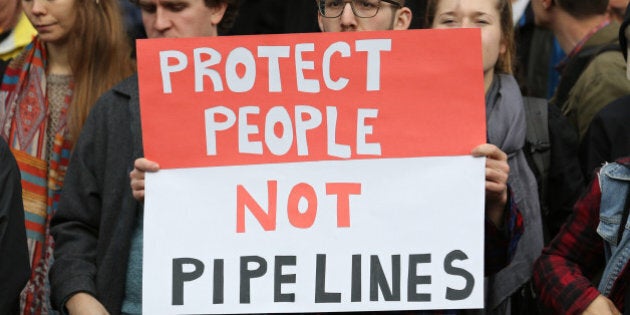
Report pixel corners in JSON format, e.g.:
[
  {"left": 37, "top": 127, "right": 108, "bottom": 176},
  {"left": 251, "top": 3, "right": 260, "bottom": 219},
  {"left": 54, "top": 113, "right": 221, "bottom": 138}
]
[
  {"left": 138, "top": 29, "right": 487, "bottom": 314},
  {"left": 471, "top": 144, "right": 510, "bottom": 227},
  {"left": 130, "top": 158, "right": 160, "bottom": 201}
]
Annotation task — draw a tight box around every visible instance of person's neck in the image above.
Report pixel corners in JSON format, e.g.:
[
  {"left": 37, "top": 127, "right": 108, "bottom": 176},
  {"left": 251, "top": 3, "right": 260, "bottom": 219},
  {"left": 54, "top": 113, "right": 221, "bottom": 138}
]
[
  {"left": 552, "top": 12, "right": 608, "bottom": 54},
  {"left": 484, "top": 70, "right": 495, "bottom": 94},
  {"left": 46, "top": 42, "right": 73, "bottom": 76}
]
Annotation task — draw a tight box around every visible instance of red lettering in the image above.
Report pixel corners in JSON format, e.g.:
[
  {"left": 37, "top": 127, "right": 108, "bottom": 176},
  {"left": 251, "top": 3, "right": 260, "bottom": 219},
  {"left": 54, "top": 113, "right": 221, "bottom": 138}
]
[
  {"left": 287, "top": 183, "right": 318, "bottom": 229},
  {"left": 326, "top": 183, "right": 362, "bottom": 228},
  {"left": 236, "top": 181, "right": 277, "bottom": 233},
  {"left": 236, "top": 181, "right": 361, "bottom": 232}
]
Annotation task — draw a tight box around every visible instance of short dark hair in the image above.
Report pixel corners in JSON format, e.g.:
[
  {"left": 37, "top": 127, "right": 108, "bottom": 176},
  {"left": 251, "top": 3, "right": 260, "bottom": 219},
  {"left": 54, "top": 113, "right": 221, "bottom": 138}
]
[
  {"left": 554, "top": 0, "right": 608, "bottom": 18},
  {"left": 129, "top": 0, "right": 240, "bottom": 34}
]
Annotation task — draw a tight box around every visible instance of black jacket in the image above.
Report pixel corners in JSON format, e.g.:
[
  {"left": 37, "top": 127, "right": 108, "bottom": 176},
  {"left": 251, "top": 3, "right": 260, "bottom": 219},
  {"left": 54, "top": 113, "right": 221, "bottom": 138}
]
[
  {"left": 580, "top": 95, "right": 630, "bottom": 181},
  {"left": 50, "top": 75, "right": 143, "bottom": 314},
  {"left": 0, "top": 138, "right": 30, "bottom": 314}
]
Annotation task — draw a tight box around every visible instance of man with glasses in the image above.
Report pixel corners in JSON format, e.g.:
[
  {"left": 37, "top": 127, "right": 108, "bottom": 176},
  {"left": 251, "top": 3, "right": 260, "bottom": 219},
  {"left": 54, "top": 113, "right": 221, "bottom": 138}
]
[
  {"left": 316, "top": 1, "right": 526, "bottom": 314},
  {"left": 316, "top": 0, "right": 412, "bottom": 31}
]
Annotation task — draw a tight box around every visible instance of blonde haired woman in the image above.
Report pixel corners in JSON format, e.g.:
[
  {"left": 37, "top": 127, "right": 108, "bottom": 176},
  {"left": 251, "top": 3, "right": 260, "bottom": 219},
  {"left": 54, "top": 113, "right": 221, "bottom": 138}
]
[{"left": 0, "top": 0, "right": 135, "bottom": 312}]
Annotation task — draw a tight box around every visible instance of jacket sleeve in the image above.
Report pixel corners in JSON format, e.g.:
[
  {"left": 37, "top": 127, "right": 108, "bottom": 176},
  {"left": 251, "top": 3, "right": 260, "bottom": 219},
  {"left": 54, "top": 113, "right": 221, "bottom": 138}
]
[
  {"left": 484, "top": 186, "right": 523, "bottom": 276},
  {"left": 533, "top": 177, "right": 605, "bottom": 314},
  {"left": 0, "top": 139, "right": 31, "bottom": 315},
  {"left": 49, "top": 101, "right": 106, "bottom": 310}
]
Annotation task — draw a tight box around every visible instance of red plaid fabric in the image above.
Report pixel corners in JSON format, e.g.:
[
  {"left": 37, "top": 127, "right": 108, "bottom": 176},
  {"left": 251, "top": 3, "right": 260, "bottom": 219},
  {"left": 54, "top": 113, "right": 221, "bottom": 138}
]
[{"left": 534, "top": 158, "right": 630, "bottom": 314}]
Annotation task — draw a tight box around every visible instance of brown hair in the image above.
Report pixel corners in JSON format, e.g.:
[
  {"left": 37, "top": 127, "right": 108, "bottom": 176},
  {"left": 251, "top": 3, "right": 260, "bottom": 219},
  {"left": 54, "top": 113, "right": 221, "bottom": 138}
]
[
  {"left": 129, "top": 0, "right": 241, "bottom": 34},
  {"left": 554, "top": 0, "right": 608, "bottom": 18},
  {"left": 66, "top": 0, "right": 135, "bottom": 142},
  {"left": 425, "top": 0, "right": 515, "bottom": 74}
]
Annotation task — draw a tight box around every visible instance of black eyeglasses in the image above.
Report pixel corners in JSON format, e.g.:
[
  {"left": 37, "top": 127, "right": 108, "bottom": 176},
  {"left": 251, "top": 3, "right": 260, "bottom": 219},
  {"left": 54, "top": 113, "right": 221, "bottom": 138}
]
[{"left": 316, "top": 0, "right": 402, "bottom": 18}]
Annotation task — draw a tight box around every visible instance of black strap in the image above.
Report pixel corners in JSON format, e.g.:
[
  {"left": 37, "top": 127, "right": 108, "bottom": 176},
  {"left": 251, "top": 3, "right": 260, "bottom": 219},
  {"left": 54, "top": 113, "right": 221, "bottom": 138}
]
[
  {"left": 0, "top": 58, "right": 8, "bottom": 82},
  {"left": 553, "top": 43, "right": 621, "bottom": 108},
  {"left": 523, "top": 96, "right": 551, "bottom": 217}
]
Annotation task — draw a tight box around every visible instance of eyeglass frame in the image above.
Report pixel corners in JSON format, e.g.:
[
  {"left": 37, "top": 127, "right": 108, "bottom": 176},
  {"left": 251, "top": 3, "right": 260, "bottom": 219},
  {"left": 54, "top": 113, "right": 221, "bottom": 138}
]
[{"left": 316, "top": 0, "right": 403, "bottom": 19}]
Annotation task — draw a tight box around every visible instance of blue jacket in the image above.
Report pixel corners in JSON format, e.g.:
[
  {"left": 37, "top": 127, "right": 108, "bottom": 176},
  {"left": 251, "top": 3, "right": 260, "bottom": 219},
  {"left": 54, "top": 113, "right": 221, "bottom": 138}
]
[{"left": 597, "top": 161, "right": 630, "bottom": 295}]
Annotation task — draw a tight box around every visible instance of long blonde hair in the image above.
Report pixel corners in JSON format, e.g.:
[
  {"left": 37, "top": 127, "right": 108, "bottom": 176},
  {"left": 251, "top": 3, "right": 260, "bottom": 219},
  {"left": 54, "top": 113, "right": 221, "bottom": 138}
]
[{"left": 66, "top": 0, "right": 135, "bottom": 141}]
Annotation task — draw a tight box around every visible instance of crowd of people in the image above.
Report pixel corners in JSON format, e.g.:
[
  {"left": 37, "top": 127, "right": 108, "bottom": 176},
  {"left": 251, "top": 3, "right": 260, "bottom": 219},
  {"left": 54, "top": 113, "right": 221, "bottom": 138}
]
[{"left": 1, "top": 0, "right": 630, "bottom": 314}]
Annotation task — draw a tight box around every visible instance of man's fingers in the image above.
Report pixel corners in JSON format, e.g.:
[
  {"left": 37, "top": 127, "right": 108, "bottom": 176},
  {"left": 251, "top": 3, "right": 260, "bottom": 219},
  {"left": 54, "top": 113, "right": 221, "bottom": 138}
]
[{"left": 134, "top": 158, "right": 160, "bottom": 172}]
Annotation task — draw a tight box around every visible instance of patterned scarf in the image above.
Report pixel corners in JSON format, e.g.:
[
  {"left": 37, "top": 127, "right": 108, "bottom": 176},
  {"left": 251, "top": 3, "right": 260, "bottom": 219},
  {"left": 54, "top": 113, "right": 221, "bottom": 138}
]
[{"left": 0, "top": 38, "right": 73, "bottom": 315}]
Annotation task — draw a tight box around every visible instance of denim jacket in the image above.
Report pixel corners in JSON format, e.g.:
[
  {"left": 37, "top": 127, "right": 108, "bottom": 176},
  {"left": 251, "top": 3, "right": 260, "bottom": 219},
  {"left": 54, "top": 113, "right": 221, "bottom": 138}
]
[{"left": 597, "top": 162, "right": 630, "bottom": 295}]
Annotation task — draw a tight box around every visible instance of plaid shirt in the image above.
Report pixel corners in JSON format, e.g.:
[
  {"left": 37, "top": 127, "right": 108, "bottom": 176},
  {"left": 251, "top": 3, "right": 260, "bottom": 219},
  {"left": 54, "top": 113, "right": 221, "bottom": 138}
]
[{"left": 534, "top": 158, "right": 630, "bottom": 314}]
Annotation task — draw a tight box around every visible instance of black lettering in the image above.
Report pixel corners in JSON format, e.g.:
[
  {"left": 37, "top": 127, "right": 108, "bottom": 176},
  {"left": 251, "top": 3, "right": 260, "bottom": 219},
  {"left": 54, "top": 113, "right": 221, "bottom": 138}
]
[
  {"left": 240, "top": 256, "right": 267, "bottom": 304},
  {"left": 370, "top": 255, "right": 400, "bottom": 301},
  {"left": 274, "top": 256, "right": 297, "bottom": 302},
  {"left": 407, "top": 254, "right": 431, "bottom": 302},
  {"left": 444, "top": 250, "right": 474, "bottom": 301},
  {"left": 213, "top": 259, "right": 224, "bottom": 304},
  {"left": 315, "top": 254, "right": 341, "bottom": 303},
  {"left": 172, "top": 258, "right": 205, "bottom": 306},
  {"left": 351, "top": 254, "right": 362, "bottom": 302}
]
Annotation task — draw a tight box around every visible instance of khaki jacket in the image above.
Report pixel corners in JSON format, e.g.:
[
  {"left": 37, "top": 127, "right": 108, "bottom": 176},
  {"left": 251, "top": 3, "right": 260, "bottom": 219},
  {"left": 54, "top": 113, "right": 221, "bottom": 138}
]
[{"left": 553, "top": 23, "right": 630, "bottom": 140}]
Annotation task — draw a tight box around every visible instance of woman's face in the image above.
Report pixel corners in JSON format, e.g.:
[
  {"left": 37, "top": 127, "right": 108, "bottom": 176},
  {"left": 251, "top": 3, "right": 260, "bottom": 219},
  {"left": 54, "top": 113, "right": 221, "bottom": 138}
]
[
  {"left": 431, "top": 0, "right": 506, "bottom": 76},
  {"left": 22, "top": 0, "right": 77, "bottom": 46}
]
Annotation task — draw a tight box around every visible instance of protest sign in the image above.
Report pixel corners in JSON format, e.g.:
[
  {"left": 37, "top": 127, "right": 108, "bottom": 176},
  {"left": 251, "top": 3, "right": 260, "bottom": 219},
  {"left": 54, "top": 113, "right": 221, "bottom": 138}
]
[{"left": 138, "top": 29, "right": 486, "bottom": 314}]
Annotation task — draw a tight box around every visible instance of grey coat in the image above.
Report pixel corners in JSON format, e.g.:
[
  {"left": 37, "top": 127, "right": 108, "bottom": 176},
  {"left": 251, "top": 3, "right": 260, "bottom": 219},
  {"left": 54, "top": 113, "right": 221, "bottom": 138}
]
[{"left": 50, "top": 75, "right": 143, "bottom": 314}]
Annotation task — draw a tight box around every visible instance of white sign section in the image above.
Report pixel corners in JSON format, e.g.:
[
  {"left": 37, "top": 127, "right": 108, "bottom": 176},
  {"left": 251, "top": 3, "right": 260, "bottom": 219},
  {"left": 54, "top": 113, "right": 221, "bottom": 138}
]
[{"left": 143, "top": 156, "right": 485, "bottom": 314}]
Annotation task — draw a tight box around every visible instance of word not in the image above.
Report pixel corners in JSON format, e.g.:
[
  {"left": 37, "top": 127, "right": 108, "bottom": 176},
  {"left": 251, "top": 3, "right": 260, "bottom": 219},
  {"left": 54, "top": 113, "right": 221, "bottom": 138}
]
[
  {"left": 237, "top": 181, "right": 362, "bottom": 233},
  {"left": 171, "top": 251, "right": 475, "bottom": 306},
  {"left": 205, "top": 105, "right": 381, "bottom": 158},
  {"left": 159, "top": 39, "right": 392, "bottom": 94}
]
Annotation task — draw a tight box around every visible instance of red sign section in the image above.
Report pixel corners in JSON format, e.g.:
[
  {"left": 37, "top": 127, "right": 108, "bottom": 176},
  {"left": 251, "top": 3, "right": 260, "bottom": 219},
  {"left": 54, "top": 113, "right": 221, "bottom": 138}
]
[{"left": 137, "top": 29, "right": 485, "bottom": 169}]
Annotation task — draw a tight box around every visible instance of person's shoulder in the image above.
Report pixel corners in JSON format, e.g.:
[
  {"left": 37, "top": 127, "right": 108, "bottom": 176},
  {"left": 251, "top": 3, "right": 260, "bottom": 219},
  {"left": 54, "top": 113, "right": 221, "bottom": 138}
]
[
  {"left": 0, "top": 137, "right": 9, "bottom": 157},
  {"left": 585, "top": 48, "right": 626, "bottom": 76},
  {"left": 598, "top": 157, "right": 630, "bottom": 177},
  {"left": 87, "top": 74, "right": 139, "bottom": 122},
  {"left": 614, "top": 156, "right": 630, "bottom": 167},
  {"left": 109, "top": 73, "right": 139, "bottom": 98},
  {"left": 0, "top": 138, "right": 17, "bottom": 169},
  {"left": 575, "top": 50, "right": 630, "bottom": 95},
  {"left": 92, "top": 74, "right": 138, "bottom": 108},
  {"left": 596, "top": 95, "right": 630, "bottom": 119}
]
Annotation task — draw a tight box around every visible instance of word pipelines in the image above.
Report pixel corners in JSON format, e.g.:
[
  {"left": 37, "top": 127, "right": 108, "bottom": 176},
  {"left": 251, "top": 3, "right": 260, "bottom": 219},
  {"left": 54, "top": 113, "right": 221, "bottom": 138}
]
[{"left": 172, "top": 251, "right": 474, "bottom": 306}]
